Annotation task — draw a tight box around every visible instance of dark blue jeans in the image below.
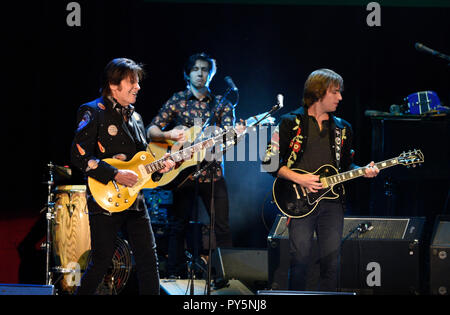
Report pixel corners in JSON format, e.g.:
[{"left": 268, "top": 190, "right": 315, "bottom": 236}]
[
  {"left": 288, "top": 201, "right": 344, "bottom": 292},
  {"left": 76, "top": 209, "right": 159, "bottom": 295},
  {"left": 168, "top": 177, "right": 232, "bottom": 277}
]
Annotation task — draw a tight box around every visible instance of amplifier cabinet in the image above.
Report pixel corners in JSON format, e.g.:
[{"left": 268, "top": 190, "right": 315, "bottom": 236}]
[
  {"left": 430, "top": 216, "right": 450, "bottom": 295},
  {"left": 268, "top": 215, "right": 425, "bottom": 294}
]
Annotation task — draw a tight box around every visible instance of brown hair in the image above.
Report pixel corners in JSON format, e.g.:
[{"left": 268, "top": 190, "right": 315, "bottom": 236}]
[
  {"left": 183, "top": 52, "right": 217, "bottom": 84},
  {"left": 302, "top": 69, "right": 343, "bottom": 108},
  {"left": 100, "top": 58, "right": 145, "bottom": 98}
]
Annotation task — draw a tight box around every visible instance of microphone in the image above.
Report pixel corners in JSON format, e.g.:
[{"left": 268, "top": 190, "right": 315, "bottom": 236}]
[
  {"left": 268, "top": 94, "right": 284, "bottom": 114},
  {"left": 415, "top": 42, "right": 450, "bottom": 62},
  {"left": 277, "top": 94, "right": 284, "bottom": 109},
  {"left": 224, "top": 76, "right": 238, "bottom": 92},
  {"left": 415, "top": 42, "right": 437, "bottom": 55}
]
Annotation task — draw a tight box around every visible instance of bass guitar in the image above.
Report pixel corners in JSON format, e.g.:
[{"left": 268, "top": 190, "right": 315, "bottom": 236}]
[
  {"left": 88, "top": 111, "right": 274, "bottom": 212},
  {"left": 272, "top": 149, "right": 424, "bottom": 218}
]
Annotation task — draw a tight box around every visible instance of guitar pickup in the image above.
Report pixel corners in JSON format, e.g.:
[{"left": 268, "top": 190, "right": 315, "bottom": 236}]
[{"left": 320, "top": 177, "right": 329, "bottom": 188}]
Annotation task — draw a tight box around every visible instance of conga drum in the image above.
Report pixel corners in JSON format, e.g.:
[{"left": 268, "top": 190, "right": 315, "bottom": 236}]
[{"left": 52, "top": 185, "right": 91, "bottom": 293}]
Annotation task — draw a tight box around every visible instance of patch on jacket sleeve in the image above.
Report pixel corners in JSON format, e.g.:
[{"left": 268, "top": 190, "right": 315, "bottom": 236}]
[
  {"left": 76, "top": 143, "right": 86, "bottom": 156},
  {"left": 108, "top": 124, "right": 118, "bottom": 136},
  {"left": 86, "top": 159, "right": 99, "bottom": 171},
  {"left": 77, "top": 111, "right": 92, "bottom": 132},
  {"left": 97, "top": 141, "right": 106, "bottom": 153}
]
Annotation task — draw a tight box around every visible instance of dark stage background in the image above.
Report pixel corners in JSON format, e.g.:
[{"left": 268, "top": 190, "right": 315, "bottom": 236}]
[{"left": 2, "top": 0, "right": 449, "bottom": 284}]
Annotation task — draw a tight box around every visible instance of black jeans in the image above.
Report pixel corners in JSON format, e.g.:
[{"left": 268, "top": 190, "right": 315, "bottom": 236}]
[
  {"left": 167, "top": 177, "right": 232, "bottom": 277},
  {"left": 288, "top": 201, "right": 344, "bottom": 292},
  {"left": 76, "top": 210, "right": 160, "bottom": 295}
]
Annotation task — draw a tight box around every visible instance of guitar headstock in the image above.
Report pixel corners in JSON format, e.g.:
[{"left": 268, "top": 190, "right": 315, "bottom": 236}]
[{"left": 398, "top": 149, "right": 424, "bottom": 167}]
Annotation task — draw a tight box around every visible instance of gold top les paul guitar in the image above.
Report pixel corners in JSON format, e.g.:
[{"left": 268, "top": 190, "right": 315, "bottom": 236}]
[{"left": 88, "top": 112, "right": 274, "bottom": 212}]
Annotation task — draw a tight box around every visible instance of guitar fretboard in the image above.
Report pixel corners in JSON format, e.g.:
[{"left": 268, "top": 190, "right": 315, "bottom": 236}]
[
  {"left": 139, "top": 113, "right": 269, "bottom": 176},
  {"left": 142, "top": 128, "right": 238, "bottom": 175},
  {"left": 326, "top": 158, "right": 399, "bottom": 186}
]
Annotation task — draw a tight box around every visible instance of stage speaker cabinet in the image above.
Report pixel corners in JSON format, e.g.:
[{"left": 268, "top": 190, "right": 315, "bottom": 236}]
[
  {"left": 211, "top": 247, "right": 268, "bottom": 292},
  {"left": 430, "top": 215, "right": 450, "bottom": 295},
  {"left": 267, "top": 215, "right": 425, "bottom": 294},
  {"left": 0, "top": 284, "right": 54, "bottom": 295}
]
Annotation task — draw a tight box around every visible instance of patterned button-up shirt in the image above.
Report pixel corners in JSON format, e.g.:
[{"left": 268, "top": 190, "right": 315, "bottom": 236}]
[{"left": 150, "top": 89, "right": 235, "bottom": 182}]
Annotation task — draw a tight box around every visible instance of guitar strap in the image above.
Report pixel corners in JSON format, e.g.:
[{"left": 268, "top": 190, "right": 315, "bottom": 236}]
[
  {"left": 334, "top": 127, "right": 342, "bottom": 171},
  {"left": 333, "top": 116, "right": 347, "bottom": 171},
  {"left": 287, "top": 117, "right": 303, "bottom": 169}
]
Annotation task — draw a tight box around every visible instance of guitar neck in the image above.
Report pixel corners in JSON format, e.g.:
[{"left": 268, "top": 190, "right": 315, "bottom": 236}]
[
  {"left": 143, "top": 129, "right": 235, "bottom": 174},
  {"left": 326, "top": 157, "right": 399, "bottom": 186},
  {"left": 143, "top": 114, "right": 267, "bottom": 175}
]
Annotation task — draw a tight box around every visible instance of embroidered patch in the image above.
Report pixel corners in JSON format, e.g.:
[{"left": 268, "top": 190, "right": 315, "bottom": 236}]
[
  {"left": 288, "top": 119, "right": 303, "bottom": 168},
  {"left": 98, "top": 103, "right": 106, "bottom": 110},
  {"left": 76, "top": 143, "right": 86, "bottom": 156},
  {"left": 97, "top": 141, "right": 105, "bottom": 153},
  {"left": 87, "top": 159, "right": 99, "bottom": 171},
  {"left": 108, "top": 124, "right": 118, "bottom": 136},
  {"left": 77, "top": 111, "right": 91, "bottom": 132}
]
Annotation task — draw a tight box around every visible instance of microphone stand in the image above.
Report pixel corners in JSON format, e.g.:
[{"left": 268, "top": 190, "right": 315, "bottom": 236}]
[
  {"left": 191, "top": 99, "right": 281, "bottom": 295},
  {"left": 188, "top": 87, "right": 238, "bottom": 295},
  {"left": 337, "top": 222, "right": 372, "bottom": 292},
  {"left": 187, "top": 117, "right": 212, "bottom": 295},
  {"left": 186, "top": 87, "right": 234, "bottom": 295},
  {"left": 190, "top": 144, "right": 220, "bottom": 295}
]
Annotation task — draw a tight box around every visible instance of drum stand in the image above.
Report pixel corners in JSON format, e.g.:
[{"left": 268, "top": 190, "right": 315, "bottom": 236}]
[{"left": 43, "top": 162, "right": 57, "bottom": 286}]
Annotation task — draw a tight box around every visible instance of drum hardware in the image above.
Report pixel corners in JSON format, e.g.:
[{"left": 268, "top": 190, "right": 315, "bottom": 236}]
[
  {"left": 41, "top": 161, "right": 77, "bottom": 290},
  {"left": 65, "top": 202, "right": 76, "bottom": 217},
  {"left": 43, "top": 161, "right": 57, "bottom": 286},
  {"left": 39, "top": 162, "right": 133, "bottom": 295},
  {"left": 52, "top": 266, "right": 77, "bottom": 274},
  {"left": 52, "top": 185, "right": 91, "bottom": 293}
]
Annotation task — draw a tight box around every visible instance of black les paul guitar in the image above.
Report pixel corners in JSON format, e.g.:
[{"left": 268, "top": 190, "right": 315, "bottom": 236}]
[{"left": 272, "top": 149, "right": 424, "bottom": 218}]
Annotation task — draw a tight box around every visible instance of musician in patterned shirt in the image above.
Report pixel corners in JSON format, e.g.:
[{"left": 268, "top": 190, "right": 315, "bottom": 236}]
[{"left": 147, "top": 53, "right": 237, "bottom": 278}]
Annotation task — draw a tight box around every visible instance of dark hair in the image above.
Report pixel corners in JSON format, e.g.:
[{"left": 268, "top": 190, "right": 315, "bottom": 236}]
[
  {"left": 302, "top": 69, "right": 343, "bottom": 108},
  {"left": 183, "top": 52, "right": 217, "bottom": 84},
  {"left": 100, "top": 58, "right": 145, "bottom": 97}
]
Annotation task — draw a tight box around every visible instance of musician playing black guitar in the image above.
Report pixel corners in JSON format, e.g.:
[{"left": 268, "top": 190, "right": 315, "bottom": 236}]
[{"left": 262, "top": 69, "right": 379, "bottom": 292}]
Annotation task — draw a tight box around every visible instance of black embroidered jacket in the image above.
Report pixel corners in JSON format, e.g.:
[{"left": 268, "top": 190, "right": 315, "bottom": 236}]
[
  {"left": 262, "top": 106, "right": 356, "bottom": 177},
  {"left": 71, "top": 96, "right": 148, "bottom": 213}
]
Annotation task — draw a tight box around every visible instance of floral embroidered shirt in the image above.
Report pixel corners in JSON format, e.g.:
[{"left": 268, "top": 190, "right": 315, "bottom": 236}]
[{"left": 149, "top": 89, "right": 235, "bottom": 183}]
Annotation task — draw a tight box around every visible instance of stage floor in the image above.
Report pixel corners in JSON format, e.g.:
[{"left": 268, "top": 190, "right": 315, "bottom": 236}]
[{"left": 160, "top": 279, "right": 254, "bottom": 295}]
